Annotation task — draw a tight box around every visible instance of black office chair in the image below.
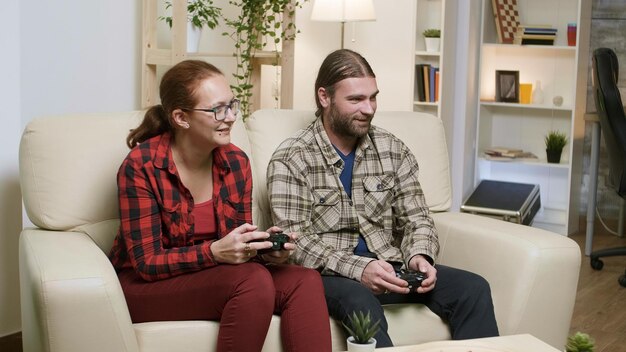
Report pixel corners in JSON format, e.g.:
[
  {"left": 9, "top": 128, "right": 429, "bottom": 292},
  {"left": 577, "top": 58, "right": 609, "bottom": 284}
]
[{"left": 590, "top": 47, "right": 626, "bottom": 287}]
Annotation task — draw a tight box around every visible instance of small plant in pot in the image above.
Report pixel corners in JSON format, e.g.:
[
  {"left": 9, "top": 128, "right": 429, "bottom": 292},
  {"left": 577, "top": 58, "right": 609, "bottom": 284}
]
[
  {"left": 544, "top": 130, "right": 568, "bottom": 164},
  {"left": 159, "top": 0, "right": 222, "bottom": 52},
  {"left": 343, "top": 310, "right": 380, "bottom": 351},
  {"left": 422, "top": 28, "right": 441, "bottom": 52},
  {"left": 565, "top": 331, "right": 595, "bottom": 352}
]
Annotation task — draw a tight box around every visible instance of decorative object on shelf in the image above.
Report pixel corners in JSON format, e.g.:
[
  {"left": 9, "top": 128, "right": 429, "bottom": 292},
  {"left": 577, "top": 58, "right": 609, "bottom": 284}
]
[
  {"left": 311, "top": 0, "right": 377, "bottom": 49},
  {"left": 565, "top": 331, "right": 595, "bottom": 352},
  {"left": 544, "top": 130, "right": 568, "bottom": 163},
  {"left": 553, "top": 95, "right": 564, "bottom": 107},
  {"left": 495, "top": 70, "right": 519, "bottom": 102},
  {"left": 223, "top": 0, "right": 305, "bottom": 119},
  {"left": 532, "top": 80, "right": 544, "bottom": 104},
  {"left": 491, "top": 0, "right": 520, "bottom": 44},
  {"left": 159, "top": 0, "right": 222, "bottom": 52},
  {"left": 422, "top": 28, "right": 441, "bottom": 52},
  {"left": 567, "top": 22, "right": 577, "bottom": 46},
  {"left": 343, "top": 310, "right": 380, "bottom": 352},
  {"left": 519, "top": 83, "right": 532, "bottom": 104},
  {"left": 515, "top": 25, "right": 557, "bottom": 46}
]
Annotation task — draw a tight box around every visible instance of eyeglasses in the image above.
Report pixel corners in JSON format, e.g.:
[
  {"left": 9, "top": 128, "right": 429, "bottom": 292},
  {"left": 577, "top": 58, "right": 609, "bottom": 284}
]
[{"left": 183, "top": 99, "right": 240, "bottom": 121}]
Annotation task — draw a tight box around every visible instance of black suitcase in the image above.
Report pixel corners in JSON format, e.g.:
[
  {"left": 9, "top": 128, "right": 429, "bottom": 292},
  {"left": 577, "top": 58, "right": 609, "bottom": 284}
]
[{"left": 460, "top": 180, "right": 541, "bottom": 225}]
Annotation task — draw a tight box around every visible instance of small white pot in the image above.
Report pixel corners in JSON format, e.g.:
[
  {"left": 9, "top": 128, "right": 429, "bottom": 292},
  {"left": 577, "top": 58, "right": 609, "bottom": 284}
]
[
  {"left": 424, "top": 37, "right": 440, "bottom": 52},
  {"left": 347, "top": 336, "right": 377, "bottom": 352},
  {"left": 187, "top": 23, "right": 202, "bottom": 52}
]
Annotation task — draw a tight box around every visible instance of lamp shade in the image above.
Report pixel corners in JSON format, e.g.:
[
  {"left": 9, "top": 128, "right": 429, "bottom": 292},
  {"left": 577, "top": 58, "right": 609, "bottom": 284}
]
[{"left": 311, "top": 0, "right": 376, "bottom": 22}]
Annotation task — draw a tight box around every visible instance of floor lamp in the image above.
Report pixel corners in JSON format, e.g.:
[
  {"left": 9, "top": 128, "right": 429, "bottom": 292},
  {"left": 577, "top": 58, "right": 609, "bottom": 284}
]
[{"left": 310, "top": 0, "right": 376, "bottom": 49}]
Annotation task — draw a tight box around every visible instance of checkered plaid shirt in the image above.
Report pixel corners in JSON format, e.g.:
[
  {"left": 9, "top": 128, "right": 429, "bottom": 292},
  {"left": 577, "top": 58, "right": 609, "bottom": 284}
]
[
  {"left": 267, "top": 117, "right": 439, "bottom": 281},
  {"left": 109, "top": 133, "right": 252, "bottom": 281}
]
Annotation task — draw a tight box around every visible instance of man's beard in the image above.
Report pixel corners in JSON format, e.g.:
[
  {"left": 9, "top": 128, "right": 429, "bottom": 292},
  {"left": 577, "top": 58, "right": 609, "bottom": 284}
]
[{"left": 327, "top": 101, "right": 373, "bottom": 139}]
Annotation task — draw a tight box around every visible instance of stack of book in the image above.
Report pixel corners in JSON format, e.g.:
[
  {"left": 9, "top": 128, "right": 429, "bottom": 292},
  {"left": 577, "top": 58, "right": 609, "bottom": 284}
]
[
  {"left": 483, "top": 147, "right": 538, "bottom": 160},
  {"left": 514, "top": 25, "right": 557, "bottom": 46},
  {"left": 415, "top": 64, "right": 439, "bottom": 103}
]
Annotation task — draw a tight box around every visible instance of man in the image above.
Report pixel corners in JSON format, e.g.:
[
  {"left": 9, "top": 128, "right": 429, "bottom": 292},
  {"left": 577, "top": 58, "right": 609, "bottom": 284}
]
[{"left": 267, "top": 49, "right": 499, "bottom": 347}]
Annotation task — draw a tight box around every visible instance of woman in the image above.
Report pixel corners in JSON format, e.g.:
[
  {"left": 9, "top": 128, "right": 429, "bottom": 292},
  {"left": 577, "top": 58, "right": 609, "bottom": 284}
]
[{"left": 108, "top": 60, "right": 331, "bottom": 352}]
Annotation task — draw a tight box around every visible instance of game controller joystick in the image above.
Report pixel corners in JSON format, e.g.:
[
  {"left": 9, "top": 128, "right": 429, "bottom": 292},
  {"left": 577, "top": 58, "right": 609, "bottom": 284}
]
[
  {"left": 388, "top": 261, "right": 426, "bottom": 290},
  {"left": 395, "top": 269, "right": 426, "bottom": 290},
  {"left": 256, "top": 232, "right": 290, "bottom": 254}
]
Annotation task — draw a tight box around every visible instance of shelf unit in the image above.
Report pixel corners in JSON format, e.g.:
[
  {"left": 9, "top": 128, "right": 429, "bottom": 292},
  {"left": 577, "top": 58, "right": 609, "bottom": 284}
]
[
  {"left": 413, "top": 0, "right": 446, "bottom": 117},
  {"left": 141, "top": 0, "right": 294, "bottom": 111},
  {"left": 473, "top": 0, "right": 591, "bottom": 235}
]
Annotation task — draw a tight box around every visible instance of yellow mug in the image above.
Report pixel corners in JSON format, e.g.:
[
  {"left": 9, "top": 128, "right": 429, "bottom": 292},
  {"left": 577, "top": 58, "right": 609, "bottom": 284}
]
[{"left": 520, "top": 83, "right": 532, "bottom": 104}]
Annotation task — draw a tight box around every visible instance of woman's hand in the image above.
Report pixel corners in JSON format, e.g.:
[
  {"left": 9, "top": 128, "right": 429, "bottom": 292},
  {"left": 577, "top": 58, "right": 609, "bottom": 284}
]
[
  {"left": 210, "top": 223, "right": 273, "bottom": 264},
  {"left": 259, "top": 227, "right": 297, "bottom": 264}
]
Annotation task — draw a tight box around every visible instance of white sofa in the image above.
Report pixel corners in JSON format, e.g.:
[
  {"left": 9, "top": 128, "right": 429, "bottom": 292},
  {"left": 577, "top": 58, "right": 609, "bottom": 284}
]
[{"left": 19, "top": 109, "right": 581, "bottom": 352}]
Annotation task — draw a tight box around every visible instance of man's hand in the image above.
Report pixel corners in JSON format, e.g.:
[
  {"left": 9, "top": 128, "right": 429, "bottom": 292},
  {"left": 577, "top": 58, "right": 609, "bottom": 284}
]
[
  {"left": 360, "top": 260, "right": 410, "bottom": 295},
  {"left": 408, "top": 255, "right": 437, "bottom": 293}
]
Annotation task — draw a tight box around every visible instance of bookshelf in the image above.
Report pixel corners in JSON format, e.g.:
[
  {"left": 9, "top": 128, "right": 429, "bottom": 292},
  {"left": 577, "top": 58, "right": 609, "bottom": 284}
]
[
  {"left": 413, "top": 0, "right": 446, "bottom": 117},
  {"left": 473, "top": 0, "right": 591, "bottom": 235}
]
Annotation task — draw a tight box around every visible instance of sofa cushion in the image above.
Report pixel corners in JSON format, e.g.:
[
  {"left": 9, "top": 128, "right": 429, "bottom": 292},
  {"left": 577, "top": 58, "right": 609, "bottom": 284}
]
[
  {"left": 19, "top": 112, "right": 144, "bottom": 230},
  {"left": 19, "top": 111, "right": 251, "bottom": 233},
  {"left": 245, "top": 109, "right": 451, "bottom": 229}
]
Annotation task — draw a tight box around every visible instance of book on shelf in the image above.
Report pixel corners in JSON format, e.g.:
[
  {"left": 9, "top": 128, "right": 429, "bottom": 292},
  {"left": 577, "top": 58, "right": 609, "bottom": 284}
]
[
  {"left": 434, "top": 69, "right": 440, "bottom": 102},
  {"left": 415, "top": 64, "right": 440, "bottom": 103},
  {"left": 483, "top": 147, "right": 538, "bottom": 159},
  {"left": 415, "top": 64, "right": 426, "bottom": 102},
  {"left": 429, "top": 66, "right": 436, "bottom": 102},
  {"left": 423, "top": 65, "right": 430, "bottom": 102},
  {"left": 521, "top": 38, "right": 555, "bottom": 45},
  {"left": 514, "top": 25, "right": 557, "bottom": 45}
]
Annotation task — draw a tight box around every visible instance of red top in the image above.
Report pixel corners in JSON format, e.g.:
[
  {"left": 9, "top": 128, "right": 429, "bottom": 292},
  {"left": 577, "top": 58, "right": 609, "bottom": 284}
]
[
  {"left": 108, "top": 133, "right": 252, "bottom": 281},
  {"left": 193, "top": 199, "right": 217, "bottom": 243}
]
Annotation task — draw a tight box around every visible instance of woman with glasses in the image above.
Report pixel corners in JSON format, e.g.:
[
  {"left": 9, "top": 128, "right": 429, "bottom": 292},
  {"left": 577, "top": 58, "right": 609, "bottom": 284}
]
[{"left": 108, "top": 60, "right": 331, "bottom": 352}]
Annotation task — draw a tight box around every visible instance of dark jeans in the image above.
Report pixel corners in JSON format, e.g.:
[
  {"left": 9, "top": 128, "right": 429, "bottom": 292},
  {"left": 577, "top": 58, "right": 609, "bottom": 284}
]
[{"left": 322, "top": 264, "right": 499, "bottom": 348}]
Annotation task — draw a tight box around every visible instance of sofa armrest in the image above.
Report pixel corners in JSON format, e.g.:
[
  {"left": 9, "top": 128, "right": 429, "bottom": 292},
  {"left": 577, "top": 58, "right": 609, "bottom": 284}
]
[
  {"left": 431, "top": 212, "right": 580, "bottom": 349},
  {"left": 19, "top": 228, "right": 139, "bottom": 352}
]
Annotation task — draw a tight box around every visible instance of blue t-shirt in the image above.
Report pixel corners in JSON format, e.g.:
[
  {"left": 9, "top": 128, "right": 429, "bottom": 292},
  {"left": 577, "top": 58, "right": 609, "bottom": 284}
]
[{"left": 333, "top": 145, "right": 372, "bottom": 257}]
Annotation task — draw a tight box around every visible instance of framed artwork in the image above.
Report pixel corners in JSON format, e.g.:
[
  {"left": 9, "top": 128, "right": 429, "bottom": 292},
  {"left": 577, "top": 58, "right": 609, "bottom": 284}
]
[
  {"left": 491, "top": 0, "right": 520, "bottom": 44},
  {"left": 496, "top": 70, "right": 519, "bottom": 103}
]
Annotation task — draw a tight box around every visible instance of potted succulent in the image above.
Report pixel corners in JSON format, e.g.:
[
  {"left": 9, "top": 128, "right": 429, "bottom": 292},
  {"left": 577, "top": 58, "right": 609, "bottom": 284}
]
[
  {"left": 544, "top": 130, "right": 568, "bottom": 164},
  {"left": 422, "top": 28, "right": 441, "bottom": 52},
  {"left": 343, "top": 310, "right": 380, "bottom": 352},
  {"left": 159, "top": 0, "right": 222, "bottom": 52},
  {"left": 565, "top": 332, "right": 595, "bottom": 352}
]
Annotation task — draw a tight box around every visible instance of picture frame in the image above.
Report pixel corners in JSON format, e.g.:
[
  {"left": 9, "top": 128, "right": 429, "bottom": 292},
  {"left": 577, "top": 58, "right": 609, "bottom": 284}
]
[{"left": 495, "top": 70, "right": 519, "bottom": 103}]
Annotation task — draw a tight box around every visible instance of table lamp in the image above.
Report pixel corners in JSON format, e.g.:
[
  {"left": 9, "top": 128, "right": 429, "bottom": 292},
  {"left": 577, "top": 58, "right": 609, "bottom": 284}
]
[{"left": 311, "top": 0, "right": 376, "bottom": 49}]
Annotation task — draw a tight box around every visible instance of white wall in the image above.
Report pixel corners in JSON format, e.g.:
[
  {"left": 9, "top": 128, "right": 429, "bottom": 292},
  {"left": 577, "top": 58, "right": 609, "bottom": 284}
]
[
  {"left": 0, "top": 0, "right": 140, "bottom": 338},
  {"left": 291, "top": 0, "right": 416, "bottom": 112},
  {"left": 0, "top": 0, "right": 23, "bottom": 338}
]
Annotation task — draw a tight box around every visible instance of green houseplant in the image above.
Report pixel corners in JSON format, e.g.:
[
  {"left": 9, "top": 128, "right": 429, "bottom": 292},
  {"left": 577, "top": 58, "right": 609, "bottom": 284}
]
[
  {"left": 343, "top": 310, "right": 380, "bottom": 351},
  {"left": 159, "top": 0, "right": 222, "bottom": 30},
  {"left": 565, "top": 332, "right": 595, "bottom": 352},
  {"left": 222, "top": 0, "right": 304, "bottom": 119},
  {"left": 422, "top": 28, "right": 441, "bottom": 38},
  {"left": 544, "top": 130, "right": 568, "bottom": 163},
  {"left": 159, "top": 0, "right": 222, "bottom": 52},
  {"left": 422, "top": 28, "right": 441, "bottom": 52}
]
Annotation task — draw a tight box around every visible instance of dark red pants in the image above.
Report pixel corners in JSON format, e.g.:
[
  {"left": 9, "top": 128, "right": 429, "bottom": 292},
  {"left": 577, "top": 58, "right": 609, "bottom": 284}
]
[{"left": 118, "top": 263, "right": 331, "bottom": 352}]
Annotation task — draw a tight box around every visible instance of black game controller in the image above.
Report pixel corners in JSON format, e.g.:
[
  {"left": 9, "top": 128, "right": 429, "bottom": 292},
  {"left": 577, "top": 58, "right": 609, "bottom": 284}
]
[
  {"left": 395, "top": 269, "right": 426, "bottom": 290},
  {"left": 256, "top": 232, "right": 290, "bottom": 254},
  {"left": 389, "top": 262, "right": 426, "bottom": 290}
]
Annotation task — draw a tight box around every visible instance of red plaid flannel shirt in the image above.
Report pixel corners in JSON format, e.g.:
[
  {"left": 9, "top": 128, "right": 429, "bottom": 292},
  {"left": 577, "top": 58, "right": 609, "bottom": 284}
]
[{"left": 108, "top": 133, "right": 252, "bottom": 281}]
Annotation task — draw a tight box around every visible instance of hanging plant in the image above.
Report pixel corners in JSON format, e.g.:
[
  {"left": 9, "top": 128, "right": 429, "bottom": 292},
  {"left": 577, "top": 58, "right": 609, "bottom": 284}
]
[
  {"left": 222, "top": 0, "right": 304, "bottom": 119},
  {"left": 159, "top": 0, "right": 222, "bottom": 30}
]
